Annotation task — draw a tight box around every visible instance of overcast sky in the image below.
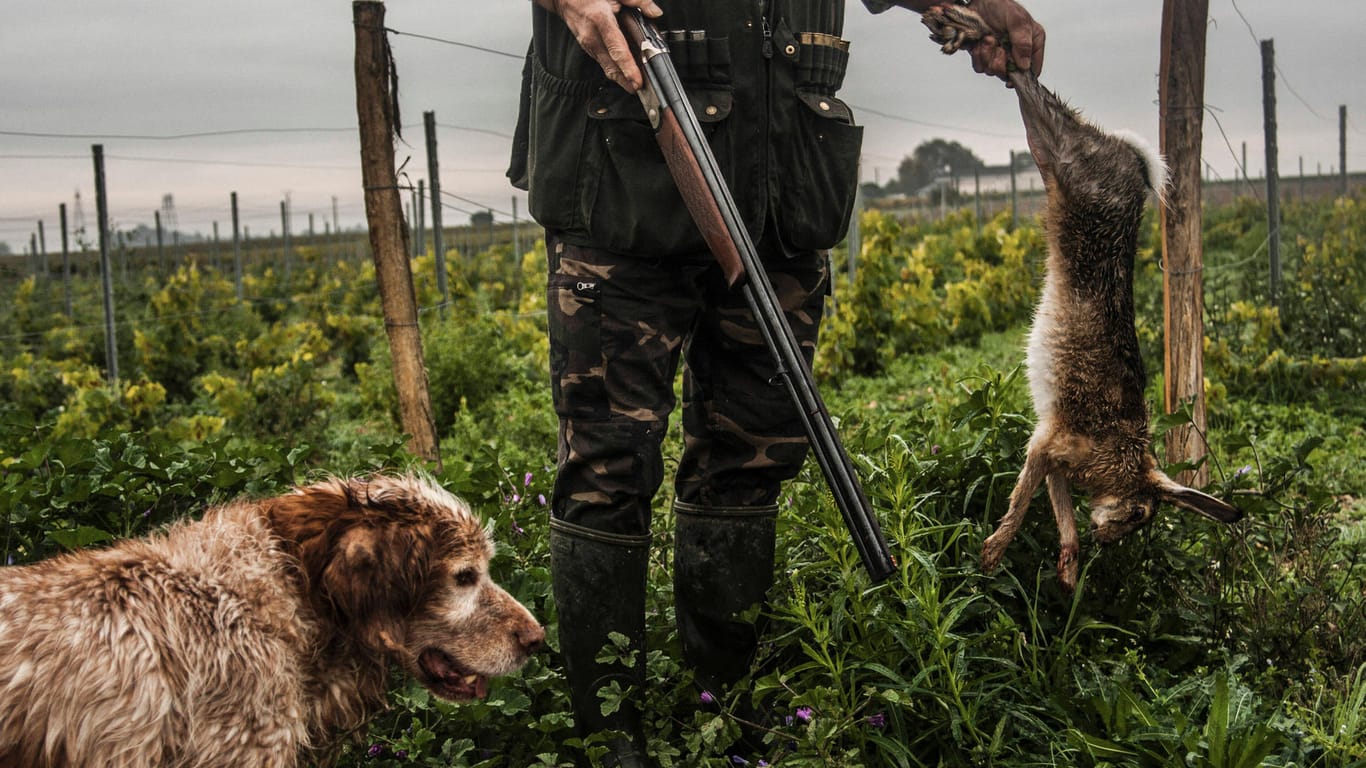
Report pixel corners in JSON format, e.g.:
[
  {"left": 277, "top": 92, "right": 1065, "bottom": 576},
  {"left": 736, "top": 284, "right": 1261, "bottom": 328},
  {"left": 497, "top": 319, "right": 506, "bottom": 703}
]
[{"left": 2, "top": 1, "right": 1363, "bottom": 254}]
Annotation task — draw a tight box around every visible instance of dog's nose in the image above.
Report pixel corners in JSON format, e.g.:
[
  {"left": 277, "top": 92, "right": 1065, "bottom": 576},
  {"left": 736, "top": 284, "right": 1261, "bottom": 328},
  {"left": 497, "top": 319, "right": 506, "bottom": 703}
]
[{"left": 518, "top": 623, "right": 547, "bottom": 655}]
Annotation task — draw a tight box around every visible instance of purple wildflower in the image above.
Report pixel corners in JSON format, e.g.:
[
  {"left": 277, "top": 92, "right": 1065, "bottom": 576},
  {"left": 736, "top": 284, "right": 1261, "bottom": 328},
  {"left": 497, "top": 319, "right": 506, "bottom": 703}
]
[
  {"left": 867, "top": 712, "right": 887, "bottom": 729},
  {"left": 700, "top": 690, "right": 715, "bottom": 704},
  {"left": 395, "top": 749, "right": 408, "bottom": 759},
  {"left": 729, "top": 757, "right": 749, "bottom": 766},
  {"left": 524, "top": 472, "right": 533, "bottom": 487},
  {"left": 511, "top": 494, "right": 521, "bottom": 504},
  {"left": 1235, "top": 465, "right": 1253, "bottom": 478},
  {"left": 538, "top": 493, "right": 547, "bottom": 506},
  {"left": 931, "top": 444, "right": 941, "bottom": 455},
  {"left": 366, "top": 743, "right": 383, "bottom": 757},
  {"left": 795, "top": 706, "right": 813, "bottom": 723}
]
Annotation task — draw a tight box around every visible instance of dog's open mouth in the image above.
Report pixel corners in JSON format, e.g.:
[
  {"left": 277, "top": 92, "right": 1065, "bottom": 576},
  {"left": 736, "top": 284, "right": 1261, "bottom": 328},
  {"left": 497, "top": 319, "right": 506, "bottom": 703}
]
[{"left": 418, "top": 648, "right": 489, "bottom": 701}]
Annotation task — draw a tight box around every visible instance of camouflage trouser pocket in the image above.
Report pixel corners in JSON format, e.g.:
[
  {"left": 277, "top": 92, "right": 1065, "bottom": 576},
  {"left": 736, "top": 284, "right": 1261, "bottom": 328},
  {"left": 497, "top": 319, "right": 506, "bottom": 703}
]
[{"left": 546, "top": 272, "right": 608, "bottom": 422}]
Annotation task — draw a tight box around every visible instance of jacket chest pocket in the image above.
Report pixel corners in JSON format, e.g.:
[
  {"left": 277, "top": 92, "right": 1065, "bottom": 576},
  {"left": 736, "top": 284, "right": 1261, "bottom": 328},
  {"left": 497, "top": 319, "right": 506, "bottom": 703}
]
[{"left": 582, "top": 84, "right": 737, "bottom": 255}]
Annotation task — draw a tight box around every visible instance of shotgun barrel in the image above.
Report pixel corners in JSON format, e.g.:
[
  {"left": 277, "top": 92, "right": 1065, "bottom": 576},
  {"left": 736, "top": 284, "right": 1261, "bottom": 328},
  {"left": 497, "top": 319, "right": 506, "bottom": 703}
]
[{"left": 620, "top": 9, "right": 896, "bottom": 582}]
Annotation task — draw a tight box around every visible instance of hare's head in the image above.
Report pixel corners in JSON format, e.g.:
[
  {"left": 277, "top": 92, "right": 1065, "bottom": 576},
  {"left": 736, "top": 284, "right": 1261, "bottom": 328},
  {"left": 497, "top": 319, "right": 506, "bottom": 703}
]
[
  {"left": 1088, "top": 492, "right": 1160, "bottom": 544},
  {"left": 1089, "top": 471, "right": 1243, "bottom": 544}
]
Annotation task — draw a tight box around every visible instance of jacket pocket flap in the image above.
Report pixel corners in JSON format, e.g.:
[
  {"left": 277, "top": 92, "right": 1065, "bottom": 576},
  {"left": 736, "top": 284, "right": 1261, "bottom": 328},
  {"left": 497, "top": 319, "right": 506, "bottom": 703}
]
[
  {"left": 796, "top": 91, "right": 853, "bottom": 124},
  {"left": 587, "top": 86, "right": 733, "bottom": 124}
]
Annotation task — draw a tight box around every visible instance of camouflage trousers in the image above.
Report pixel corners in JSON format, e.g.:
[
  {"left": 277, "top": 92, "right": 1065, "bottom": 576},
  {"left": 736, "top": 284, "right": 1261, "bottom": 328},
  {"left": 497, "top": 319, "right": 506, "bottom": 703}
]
[{"left": 546, "top": 233, "right": 829, "bottom": 536}]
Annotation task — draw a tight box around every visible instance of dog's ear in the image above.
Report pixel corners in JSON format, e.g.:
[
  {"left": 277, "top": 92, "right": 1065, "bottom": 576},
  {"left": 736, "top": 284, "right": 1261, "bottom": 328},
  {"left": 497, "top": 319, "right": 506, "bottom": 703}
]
[
  {"left": 268, "top": 477, "right": 450, "bottom": 654},
  {"left": 322, "top": 521, "right": 437, "bottom": 654},
  {"left": 323, "top": 527, "right": 399, "bottom": 653}
]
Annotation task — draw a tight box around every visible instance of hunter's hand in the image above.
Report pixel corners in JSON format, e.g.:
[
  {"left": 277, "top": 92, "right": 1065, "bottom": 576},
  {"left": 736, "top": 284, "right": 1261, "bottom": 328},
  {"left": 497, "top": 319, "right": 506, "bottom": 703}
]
[
  {"left": 538, "top": 0, "right": 664, "bottom": 91},
  {"left": 963, "top": 0, "right": 1044, "bottom": 78}
]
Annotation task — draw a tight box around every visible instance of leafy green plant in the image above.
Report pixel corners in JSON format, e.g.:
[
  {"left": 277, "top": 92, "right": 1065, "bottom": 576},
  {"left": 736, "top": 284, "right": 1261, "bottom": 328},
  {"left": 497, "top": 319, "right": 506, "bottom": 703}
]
[
  {"left": 1, "top": 201, "right": 1363, "bottom": 767},
  {"left": 817, "top": 209, "right": 1042, "bottom": 381}
]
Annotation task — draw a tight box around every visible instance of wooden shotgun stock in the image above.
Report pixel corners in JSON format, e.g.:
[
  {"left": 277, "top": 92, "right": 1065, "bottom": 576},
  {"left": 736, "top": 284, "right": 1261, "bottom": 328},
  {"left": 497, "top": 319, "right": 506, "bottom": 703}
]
[{"left": 619, "top": 10, "right": 896, "bottom": 582}]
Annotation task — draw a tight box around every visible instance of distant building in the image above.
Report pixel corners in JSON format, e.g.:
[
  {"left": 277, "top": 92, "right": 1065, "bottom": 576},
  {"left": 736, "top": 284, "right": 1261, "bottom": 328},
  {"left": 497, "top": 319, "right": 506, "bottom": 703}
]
[{"left": 914, "top": 155, "right": 1044, "bottom": 198}]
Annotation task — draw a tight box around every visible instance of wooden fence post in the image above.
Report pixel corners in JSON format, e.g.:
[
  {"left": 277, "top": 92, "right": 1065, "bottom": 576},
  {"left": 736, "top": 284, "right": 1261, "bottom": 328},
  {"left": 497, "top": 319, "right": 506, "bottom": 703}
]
[
  {"left": 154, "top": 210, "right": 165, "bottom": 276},
  {"left": 36, "top": 220, "right": 48, "bottom": 283},
  {"left": 280, "top": 199, "right": 292, "bottom": 283},
  {"left": 1341, "top": 106, "right": 1349, "bottom": 198},
  {"left": 423, "top": 111, "right": 450, "bottom": 315},
  {"left": 59, "top": 202, "right": 72, "bottom": 317},
  {"left": 353, "top": 0, "right": 442, "bottom": 471},
  {"left": 231, "top": 192, "right": 244, "bottom": 301},
  {"left": 416, "top": 179, "right": 426, "bottom": 257},
  {"left": 1262, "top": 39, "right": 1281, "bottom": 312},
  {"left": 1159, "top": 0, "right": 1210, "bottom": 487},
  {"left": 1009, "top": 150, "right": 1018, "bottom": 230},
  {"left": 93, "top": 144, "right": 119, "bottom": 387}
]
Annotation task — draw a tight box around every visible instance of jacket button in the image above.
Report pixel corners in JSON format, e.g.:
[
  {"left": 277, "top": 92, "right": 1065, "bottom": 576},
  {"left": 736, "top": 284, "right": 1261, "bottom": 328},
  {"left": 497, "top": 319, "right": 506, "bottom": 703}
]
[
  {"left": 819, "top": 101, "right": 831, "bottom": 111},
  {"left": 705, "top": 105, "right": 719, "bottom": 116},
  {"left": 784, "top": 43, "right": 797, "bottom": 56},
  {"left": 595, "top": 107, "right": 609, "bottom": 115}
]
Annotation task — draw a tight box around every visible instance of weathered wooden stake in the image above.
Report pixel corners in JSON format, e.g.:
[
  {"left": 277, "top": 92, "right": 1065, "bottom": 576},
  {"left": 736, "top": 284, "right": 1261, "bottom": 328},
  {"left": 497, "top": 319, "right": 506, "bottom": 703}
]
[
  {"left": 1159, "top": 0, "right": 1210, "bottom": 487},
  {"left": 231, "top": 192, "right": 244, "bottom": 301},
  {"left": 155, "top": 210, "right": 166, "bottom": 276},
  {"left": 1009, "top": 150, "right": 1018, "bottom": 230},
  {"left": 59, "top": 203, "right": 72, "bottom": 316},
  {"left": 354, "top": 0, "right": 442, "bottom": 470},
  {"left": 93, "top": 145, "right": 119, "bottom": 386},
  {"left": 36, "top": 220, "right": 48, "bottom": 282},
  {"left": 1262, "top": 39, "right": 1281, "bottom": 312},
  {"left": 416, "top": 179, "right": 426, "bottom": 257},
  {"left": 1341, "top": 105, "right": 1349, "bottom": 198},
  {"left": 280, "top": 199, "right": 292, "bottom": 283},
  {"left": 973, "top": 164, "right": 982, "bottom": 234},
  {"left": 423, "top": 110, "right": 449, "bottom": 314}
]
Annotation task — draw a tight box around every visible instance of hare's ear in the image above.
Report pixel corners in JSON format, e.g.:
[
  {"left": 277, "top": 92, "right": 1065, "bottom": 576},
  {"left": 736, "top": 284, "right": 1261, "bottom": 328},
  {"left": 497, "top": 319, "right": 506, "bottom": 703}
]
[{"left": 1153, "top": 473, "right": 1243, "bottom": 523}]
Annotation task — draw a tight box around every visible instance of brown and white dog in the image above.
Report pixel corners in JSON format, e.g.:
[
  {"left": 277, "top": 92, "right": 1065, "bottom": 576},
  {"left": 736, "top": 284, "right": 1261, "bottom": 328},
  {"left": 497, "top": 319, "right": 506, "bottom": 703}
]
[
  {"left": 922, "top": 6, "right": 1242, "bottom": 591},
  {"left": 0, "top": 474, "right": 544, "bottom": 768}
]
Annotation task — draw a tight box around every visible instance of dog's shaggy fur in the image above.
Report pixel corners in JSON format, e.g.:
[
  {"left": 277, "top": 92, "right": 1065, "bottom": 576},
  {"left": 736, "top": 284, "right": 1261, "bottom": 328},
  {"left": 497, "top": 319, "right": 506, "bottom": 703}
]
[{"left": 0, "top": 475, "right": 544, "bottom": 768}]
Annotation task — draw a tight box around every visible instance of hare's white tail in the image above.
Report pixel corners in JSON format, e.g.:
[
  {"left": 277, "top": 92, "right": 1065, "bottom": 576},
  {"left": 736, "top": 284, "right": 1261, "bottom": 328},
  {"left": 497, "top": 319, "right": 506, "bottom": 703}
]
[{"left": 1112, "top": 129, "right": 1169, "bottom": 205}]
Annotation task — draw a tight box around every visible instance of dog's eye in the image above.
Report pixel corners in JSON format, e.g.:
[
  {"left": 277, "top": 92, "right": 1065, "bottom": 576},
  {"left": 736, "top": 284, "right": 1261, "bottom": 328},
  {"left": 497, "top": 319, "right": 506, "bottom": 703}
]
[{"left": 454, "top": 568, "right": 479, "bottom": 588}]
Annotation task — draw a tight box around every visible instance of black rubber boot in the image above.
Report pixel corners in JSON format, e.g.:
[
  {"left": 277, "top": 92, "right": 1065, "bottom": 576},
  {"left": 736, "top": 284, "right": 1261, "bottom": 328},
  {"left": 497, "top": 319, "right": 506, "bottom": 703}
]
[
  {"left": 673, "top": 501, "right": 778, "bottom": 754},
  {"left": 550, "top": 518, "right": 652, "bottom": 768}
]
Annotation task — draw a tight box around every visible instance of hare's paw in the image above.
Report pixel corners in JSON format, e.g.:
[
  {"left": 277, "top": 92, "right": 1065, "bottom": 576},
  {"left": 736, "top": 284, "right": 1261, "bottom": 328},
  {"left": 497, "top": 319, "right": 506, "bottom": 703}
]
[{"left": 921, "top": 5, "right": 989, "bottom": 54}]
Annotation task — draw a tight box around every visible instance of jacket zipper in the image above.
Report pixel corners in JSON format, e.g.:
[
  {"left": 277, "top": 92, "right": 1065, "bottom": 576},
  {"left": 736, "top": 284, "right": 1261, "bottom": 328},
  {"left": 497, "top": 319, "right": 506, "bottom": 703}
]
[{"left": 760, "top": 0, "right": 774, "bottom": 59}]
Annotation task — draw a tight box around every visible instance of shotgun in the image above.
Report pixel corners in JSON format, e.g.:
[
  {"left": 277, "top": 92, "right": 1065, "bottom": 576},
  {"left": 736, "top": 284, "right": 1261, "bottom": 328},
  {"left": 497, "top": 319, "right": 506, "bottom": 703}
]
[{"left": 619, "top": 9, "right": 896, "bottom": 582}]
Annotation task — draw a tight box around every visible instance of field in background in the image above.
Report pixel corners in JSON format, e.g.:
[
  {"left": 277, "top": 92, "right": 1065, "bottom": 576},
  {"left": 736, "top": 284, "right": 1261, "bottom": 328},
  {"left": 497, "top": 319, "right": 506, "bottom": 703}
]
[{"left": 1, "top": 194, "right": 1363, "bottom": 766}]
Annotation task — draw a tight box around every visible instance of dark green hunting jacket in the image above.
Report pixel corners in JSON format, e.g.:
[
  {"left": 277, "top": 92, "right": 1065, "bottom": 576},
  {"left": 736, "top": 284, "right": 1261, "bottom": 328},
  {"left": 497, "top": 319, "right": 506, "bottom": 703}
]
[{"left": 509, "top": 0, "right": 878, "bottom": 256}]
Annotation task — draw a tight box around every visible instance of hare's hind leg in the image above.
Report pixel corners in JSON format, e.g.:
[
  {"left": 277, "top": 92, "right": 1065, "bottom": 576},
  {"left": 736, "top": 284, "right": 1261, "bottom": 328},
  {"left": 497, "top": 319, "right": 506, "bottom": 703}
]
[
  {"left": 982, "top": 448, "right": 1049, "bottom": 573},
  {"left": 1047, "top": 472, "right": 1079, "bottom": 591},
  {"left": 921, "top": 5, "right": 988, "bottom": 55}
]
